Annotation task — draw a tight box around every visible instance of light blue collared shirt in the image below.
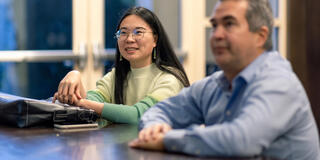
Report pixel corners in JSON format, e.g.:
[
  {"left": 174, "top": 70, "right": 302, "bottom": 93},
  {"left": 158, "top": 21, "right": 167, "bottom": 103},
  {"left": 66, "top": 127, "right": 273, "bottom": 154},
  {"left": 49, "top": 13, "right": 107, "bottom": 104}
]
[{"left": 139, "top": 51, "right": 320, "bottom": 160}]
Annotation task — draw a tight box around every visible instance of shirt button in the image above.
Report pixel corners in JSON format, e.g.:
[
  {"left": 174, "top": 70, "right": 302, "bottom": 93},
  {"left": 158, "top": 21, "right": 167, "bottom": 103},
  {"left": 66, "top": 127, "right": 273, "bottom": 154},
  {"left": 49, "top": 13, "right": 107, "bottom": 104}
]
[
  {"left": 171, "top": 146, "right": 177, "bottom": 151},
  {"left": 195, "top": 150, "right": 201, "bottom": 154},
  {"left": 226, "top": 110, "right": 231, "bottom": 116}
]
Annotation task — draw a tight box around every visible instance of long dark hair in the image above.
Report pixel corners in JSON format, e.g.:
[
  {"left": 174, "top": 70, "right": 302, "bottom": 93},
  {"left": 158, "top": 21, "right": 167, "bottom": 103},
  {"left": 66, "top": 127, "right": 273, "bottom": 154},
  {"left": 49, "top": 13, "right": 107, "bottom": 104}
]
[{"left": 114, "top": 7, "right": 190, "bottom": 104}]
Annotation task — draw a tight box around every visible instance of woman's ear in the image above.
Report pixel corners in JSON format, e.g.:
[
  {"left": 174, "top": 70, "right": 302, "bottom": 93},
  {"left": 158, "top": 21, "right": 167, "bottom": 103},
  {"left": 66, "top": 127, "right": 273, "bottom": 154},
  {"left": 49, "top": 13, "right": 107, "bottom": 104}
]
[
  {"left": 256, "top": 26, "right": 269, "bottom": 48},
  {"left": 153, "top": 35, "right": 158, "bottom": 47}
]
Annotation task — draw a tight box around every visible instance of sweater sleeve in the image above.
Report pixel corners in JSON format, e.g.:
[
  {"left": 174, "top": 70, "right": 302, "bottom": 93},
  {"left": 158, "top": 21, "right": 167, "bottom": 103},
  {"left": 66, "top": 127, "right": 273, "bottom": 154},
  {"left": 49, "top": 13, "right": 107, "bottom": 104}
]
[
  {"left": 87, "top": 69, "right": 115, "bottom": 103},
  {"left": 87, "top": 67, "right": 184, "bottom": 124},
  {"left": 100, "top": 96, "right": 158, "bottom": 124}
]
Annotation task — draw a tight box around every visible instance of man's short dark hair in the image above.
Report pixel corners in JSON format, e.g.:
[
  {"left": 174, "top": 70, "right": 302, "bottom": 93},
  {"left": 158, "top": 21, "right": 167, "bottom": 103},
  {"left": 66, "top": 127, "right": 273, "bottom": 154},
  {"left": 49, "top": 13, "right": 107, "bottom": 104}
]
[{"left": 220, "top": 0, "right": 274, "bottom": 51}]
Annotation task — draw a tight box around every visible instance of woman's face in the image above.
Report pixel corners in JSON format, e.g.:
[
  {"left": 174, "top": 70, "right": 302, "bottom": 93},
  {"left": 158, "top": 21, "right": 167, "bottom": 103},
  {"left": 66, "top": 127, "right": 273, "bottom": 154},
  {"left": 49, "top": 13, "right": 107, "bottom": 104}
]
[{"left": 117, "top": 15, "right": 157, "bottom": 68}]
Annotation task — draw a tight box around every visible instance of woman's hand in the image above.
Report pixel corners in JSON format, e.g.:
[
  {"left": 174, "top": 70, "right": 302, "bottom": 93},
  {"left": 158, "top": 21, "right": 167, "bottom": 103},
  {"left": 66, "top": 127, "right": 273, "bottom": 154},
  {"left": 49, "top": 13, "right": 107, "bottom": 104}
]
[
  {"left": 52, "top": 91, "right": 81, "bottom": 105},
  {"left": 52, "top": 70, "right": 86, "bottom": 105}
]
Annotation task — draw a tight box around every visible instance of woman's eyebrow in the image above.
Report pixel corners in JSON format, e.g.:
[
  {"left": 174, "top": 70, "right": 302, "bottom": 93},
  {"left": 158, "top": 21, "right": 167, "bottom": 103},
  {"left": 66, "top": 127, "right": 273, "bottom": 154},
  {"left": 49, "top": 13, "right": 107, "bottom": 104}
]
[
  {"left": 119, "top": 26, "right": 147, "bottom": 30},
  {"left": 135, "top": 27, "right": 147, "bottom": 30},
  {"left": 119, "top": 27, "right": 128, "bottom": 30}
]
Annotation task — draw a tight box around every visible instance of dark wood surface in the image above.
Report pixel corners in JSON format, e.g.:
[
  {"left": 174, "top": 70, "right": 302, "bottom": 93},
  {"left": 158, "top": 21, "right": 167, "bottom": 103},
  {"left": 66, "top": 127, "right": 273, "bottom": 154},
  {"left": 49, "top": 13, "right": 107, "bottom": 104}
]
[
  {"left": 288, "top": 0, "right": 320, "bottom": 132},
  {"left": 0, "top": 124, "right": 276, "bottom": 160}
]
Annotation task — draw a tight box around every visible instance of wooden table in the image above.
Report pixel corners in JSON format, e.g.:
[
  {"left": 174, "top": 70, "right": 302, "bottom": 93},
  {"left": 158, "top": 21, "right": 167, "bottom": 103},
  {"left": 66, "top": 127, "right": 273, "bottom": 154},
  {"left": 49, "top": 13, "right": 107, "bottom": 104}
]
[{"left": 0, "top": 124, "right": 276, "bottom": 160}]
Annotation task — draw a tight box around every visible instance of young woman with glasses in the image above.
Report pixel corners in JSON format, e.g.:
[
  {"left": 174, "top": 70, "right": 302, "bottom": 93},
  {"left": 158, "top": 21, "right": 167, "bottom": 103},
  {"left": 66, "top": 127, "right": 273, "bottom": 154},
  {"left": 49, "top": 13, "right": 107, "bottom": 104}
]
[{"left": 52, "top": 7, "right": 189, "bottom": 124}]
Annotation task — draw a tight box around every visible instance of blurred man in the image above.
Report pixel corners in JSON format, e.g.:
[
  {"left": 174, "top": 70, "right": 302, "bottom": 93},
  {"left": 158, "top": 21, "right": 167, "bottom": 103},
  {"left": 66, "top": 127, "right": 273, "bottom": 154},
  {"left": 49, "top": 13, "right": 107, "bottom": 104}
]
[{"left": 129, "top": 0, "right": 320, "bottom": 159}]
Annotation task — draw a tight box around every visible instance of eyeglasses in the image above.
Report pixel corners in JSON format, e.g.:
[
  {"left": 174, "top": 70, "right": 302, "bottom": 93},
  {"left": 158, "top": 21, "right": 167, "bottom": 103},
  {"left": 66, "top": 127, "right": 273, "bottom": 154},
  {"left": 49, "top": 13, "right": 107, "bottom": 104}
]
[{"left": 115, "top": 29, "right": 153, "bottom": 41}]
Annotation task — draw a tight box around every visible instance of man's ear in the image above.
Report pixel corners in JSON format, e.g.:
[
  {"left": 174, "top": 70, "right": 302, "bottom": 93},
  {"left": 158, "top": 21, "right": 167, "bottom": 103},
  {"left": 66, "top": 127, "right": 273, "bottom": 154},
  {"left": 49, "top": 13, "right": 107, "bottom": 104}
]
[{"left": 256, "top": 26, "right": 269, "bottom": 48}]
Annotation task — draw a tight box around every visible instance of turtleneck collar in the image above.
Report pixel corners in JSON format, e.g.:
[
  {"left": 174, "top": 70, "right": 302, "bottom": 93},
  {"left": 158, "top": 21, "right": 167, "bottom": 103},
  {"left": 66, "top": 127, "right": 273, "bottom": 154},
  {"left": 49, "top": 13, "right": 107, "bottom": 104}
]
[{"left": 130, "top": 63, "right": 157, "bottom": 77}]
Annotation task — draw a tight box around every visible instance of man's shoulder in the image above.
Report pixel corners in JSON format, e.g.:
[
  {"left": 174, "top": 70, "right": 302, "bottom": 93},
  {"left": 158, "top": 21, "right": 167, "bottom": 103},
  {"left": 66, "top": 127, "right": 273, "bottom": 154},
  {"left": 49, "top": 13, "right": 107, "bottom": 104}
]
[
  {"left": 249, "top": 52, "right": 304, "bottom": 92},
  {"left": 253, "top": 51, "right": 295, "bottom": 81}
]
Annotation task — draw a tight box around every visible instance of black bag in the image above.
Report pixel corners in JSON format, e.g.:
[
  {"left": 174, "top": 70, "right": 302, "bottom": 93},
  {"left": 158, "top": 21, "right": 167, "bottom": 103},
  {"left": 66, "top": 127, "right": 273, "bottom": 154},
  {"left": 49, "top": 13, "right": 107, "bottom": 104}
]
[{"left": 0, "top": 92, "right": 99, "bottom": 128}]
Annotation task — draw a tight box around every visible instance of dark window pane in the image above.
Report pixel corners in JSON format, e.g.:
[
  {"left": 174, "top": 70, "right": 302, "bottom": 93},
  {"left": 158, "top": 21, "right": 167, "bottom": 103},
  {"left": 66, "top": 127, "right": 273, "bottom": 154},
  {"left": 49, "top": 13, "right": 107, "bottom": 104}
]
[
  {"left": 205, "top": 27, "right": 220, "bottom": 76},
  {"left": 0, "top": 0, "right": 72, "bottom": 99},
  {"left": 104, "top": 0, "right": 136, "bottom": 74},
  {"left": 105, "top": 0, "right": 136, "bottom": 48},
  {"left": 272, "top": 27, "right": 279, "bottom": 51},
  {"left": 25, "top": 0, "right": 72, "bottom": 50}
]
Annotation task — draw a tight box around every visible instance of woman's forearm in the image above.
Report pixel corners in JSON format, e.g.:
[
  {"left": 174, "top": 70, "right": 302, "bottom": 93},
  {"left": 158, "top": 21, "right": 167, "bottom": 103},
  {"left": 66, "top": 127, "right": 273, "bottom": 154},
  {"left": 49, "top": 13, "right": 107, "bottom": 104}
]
[{"left": 78, "top": 99, "right": 104, "bottom": 114}]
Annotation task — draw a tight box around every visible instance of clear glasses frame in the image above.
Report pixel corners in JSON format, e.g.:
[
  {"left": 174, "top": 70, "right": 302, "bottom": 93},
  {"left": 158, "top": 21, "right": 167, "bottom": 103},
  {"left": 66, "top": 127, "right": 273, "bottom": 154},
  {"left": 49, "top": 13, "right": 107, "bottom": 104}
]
[{"left": 115, "top": 29, "right": 153, "bottom": 41}]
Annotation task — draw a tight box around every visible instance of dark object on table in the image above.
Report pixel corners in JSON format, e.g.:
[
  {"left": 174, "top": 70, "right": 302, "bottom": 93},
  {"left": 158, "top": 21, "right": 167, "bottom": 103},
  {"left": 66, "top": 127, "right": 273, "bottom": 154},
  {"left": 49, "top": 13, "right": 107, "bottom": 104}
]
[{"left": 0, "top": 92, "right": 99, "bottom": 128}]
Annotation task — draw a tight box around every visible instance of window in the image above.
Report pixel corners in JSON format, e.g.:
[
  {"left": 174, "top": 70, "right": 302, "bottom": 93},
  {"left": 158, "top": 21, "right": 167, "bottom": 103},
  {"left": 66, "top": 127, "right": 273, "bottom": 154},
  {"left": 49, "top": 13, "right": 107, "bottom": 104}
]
[
  {"left": 0, "top": 0, "right": 72, "bottom": 99},
  {"left": 0, "top": 0, "right": 155, "bottom": 98}
]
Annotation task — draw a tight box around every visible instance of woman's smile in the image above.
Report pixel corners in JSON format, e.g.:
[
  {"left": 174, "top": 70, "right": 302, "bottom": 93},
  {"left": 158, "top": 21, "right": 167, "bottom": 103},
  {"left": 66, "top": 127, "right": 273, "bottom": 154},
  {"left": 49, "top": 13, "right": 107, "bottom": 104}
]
[{"left": 125, "top": 47, "right": 139, "bottom": 54}]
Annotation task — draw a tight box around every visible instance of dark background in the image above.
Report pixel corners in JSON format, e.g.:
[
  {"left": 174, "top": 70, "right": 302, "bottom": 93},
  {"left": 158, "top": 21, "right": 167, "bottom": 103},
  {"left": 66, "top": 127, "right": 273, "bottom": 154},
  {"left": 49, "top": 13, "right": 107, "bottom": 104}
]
[{"left": 288, "top": 0, "right": 320, "bottom": 131}]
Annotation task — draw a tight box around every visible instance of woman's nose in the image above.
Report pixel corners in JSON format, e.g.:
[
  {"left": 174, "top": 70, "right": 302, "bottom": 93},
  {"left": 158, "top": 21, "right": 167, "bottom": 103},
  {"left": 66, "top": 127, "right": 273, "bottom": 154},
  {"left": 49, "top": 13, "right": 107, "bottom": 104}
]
[{"left": 126, "top": 33, "right": 136, "bottom": 42}]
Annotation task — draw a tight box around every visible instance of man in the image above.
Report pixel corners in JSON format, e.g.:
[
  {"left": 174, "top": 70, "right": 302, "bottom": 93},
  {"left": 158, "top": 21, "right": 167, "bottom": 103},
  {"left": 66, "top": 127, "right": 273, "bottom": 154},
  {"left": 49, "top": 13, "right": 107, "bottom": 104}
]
[{"left": 129, "top": 0, "right": 320, "bottom": 159}]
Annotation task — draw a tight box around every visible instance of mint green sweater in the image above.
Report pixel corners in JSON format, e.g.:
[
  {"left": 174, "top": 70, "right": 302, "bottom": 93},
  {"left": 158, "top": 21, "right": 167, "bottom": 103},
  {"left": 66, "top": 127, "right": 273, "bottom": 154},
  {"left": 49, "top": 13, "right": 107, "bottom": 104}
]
[{"left": 87, "top": 63, "right": 184, "bottom": 124}]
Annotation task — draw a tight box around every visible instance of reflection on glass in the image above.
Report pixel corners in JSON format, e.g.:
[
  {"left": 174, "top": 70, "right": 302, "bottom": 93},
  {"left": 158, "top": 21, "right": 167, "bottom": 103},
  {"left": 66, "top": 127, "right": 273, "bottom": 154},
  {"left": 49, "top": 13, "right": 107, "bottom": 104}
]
[
  {"left": 205, "top": 27, "right": 220, "bottom": 76},
  {"left": 0, "top": 0, "right": 16, "bottom": 50},
  {"left": 0, "top": 0, "right": 73, "bottom": 98},
  {"left": 269, "top": 0, "right": 279, "bottom": 18},
  {"left": 272, "top": 27, "right": 279, "bottom": 51},
  {"left": 0, "top": 0, "right": 19, "bottom": 95}
]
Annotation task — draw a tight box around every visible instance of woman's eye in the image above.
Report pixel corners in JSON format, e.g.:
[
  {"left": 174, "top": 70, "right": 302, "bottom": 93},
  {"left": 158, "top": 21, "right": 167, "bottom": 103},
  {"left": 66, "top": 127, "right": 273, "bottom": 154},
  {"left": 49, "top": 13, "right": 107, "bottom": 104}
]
[
  {"left": 120, "top": 31, "right": 127, "bottom": 34},
  {"left": 134, "top": 30, "right": 143, "bottom": 34}
]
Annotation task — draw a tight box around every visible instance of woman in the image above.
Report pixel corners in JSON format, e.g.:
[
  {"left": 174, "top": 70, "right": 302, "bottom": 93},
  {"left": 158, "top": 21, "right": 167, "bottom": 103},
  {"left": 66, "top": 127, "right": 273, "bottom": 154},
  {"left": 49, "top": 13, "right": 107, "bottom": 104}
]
[{"left": 53, "top": 7, "right": 189, "bottom": 124}]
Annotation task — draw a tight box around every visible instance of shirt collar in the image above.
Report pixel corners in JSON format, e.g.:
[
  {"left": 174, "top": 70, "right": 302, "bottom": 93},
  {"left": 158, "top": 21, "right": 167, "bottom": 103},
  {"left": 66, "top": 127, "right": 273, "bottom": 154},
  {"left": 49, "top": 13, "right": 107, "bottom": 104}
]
[
  {"left": 237, "top": 51, "right": 270, "bottom": 83},
  {"left": 217, "top": 51, "right": 271, "bottom": 90}
]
